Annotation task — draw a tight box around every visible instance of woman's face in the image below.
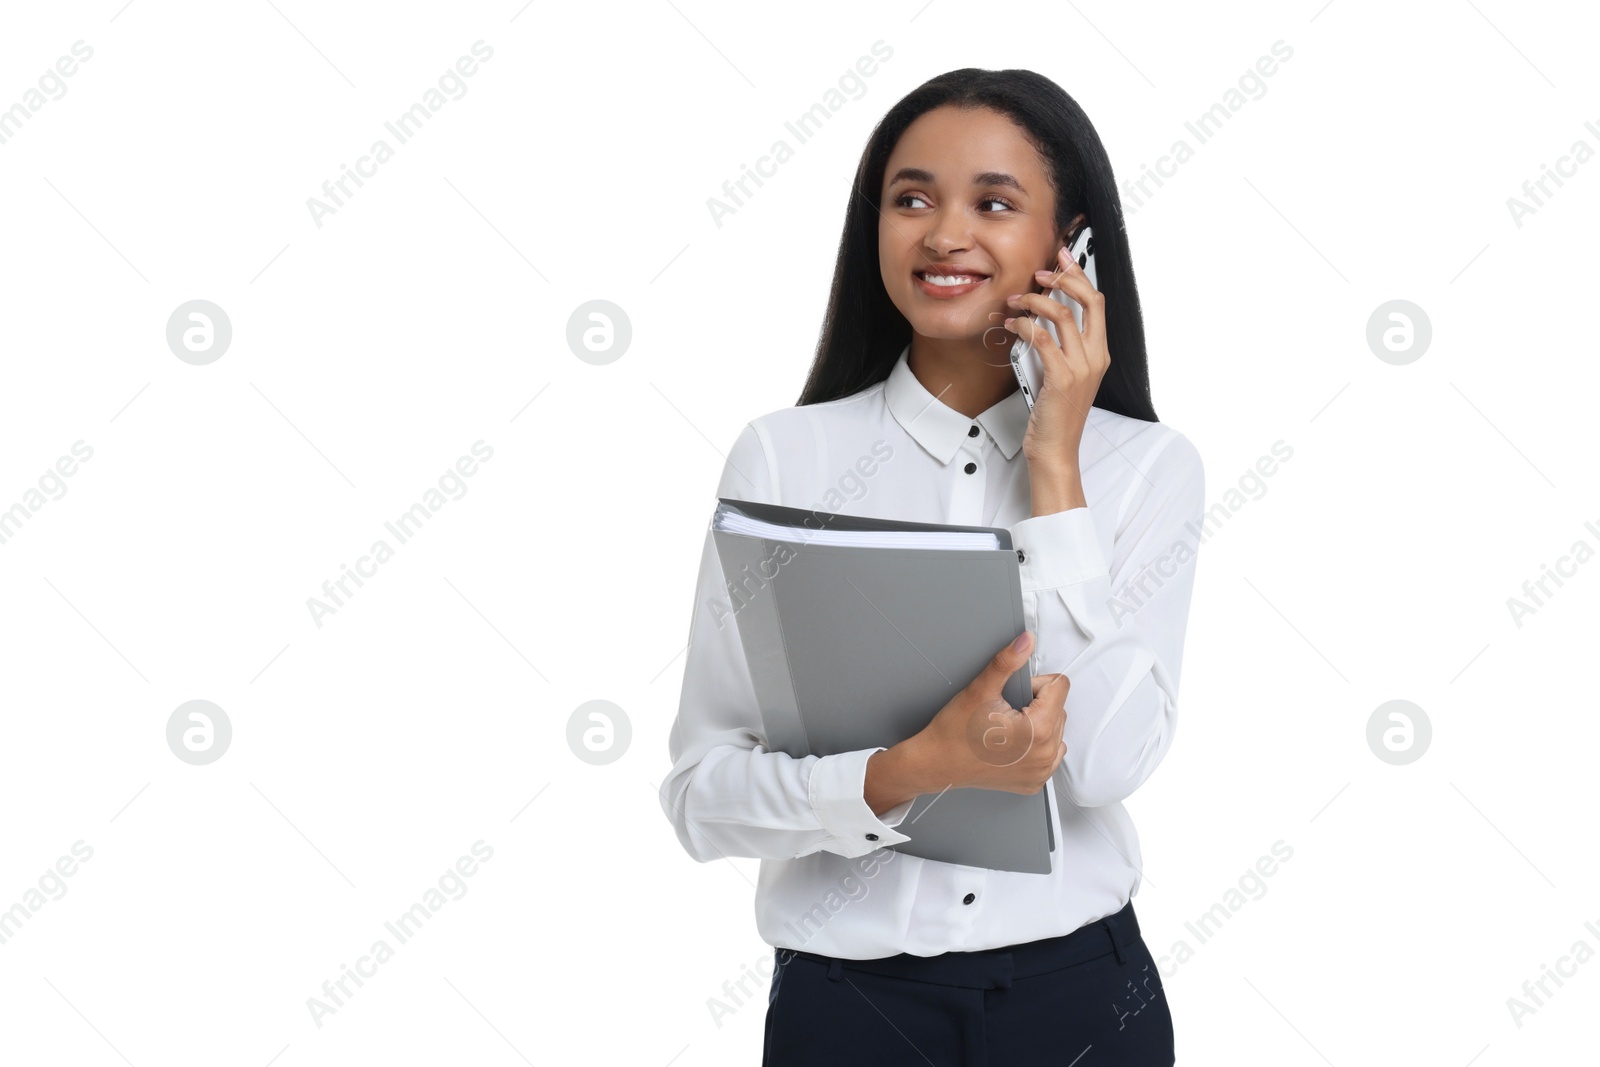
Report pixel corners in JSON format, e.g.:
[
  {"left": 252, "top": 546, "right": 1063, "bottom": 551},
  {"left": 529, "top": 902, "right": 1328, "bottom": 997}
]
[{"left": 878, "top": 105, "right": 1076, "bottom": 348}]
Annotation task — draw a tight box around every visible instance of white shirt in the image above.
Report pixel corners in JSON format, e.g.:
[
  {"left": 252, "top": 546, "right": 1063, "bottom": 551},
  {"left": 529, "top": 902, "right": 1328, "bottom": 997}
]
[{"left": 659, "top": 342, "right": 1206, "bottom": 959}]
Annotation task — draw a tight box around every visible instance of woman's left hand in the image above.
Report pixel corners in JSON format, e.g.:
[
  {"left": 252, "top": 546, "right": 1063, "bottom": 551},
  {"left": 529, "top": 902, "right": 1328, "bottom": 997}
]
[{"left": 1004, "top": 245, "right": 1110, "bottom": 479}]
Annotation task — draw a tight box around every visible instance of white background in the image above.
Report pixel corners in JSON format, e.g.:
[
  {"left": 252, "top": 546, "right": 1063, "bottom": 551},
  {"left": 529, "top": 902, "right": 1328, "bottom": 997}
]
[{"left": 1, "top": 1, "right": 1596, "bottom": 1064}]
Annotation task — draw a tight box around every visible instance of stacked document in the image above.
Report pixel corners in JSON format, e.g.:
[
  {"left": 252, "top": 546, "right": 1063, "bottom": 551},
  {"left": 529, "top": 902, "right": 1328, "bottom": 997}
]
[{"left": 710, "top": 496, "right": 1056, "bottom": 874}]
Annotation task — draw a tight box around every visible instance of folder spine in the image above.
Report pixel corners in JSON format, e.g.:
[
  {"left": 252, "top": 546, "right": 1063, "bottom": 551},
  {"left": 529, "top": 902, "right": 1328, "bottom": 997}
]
[{"left": 711, "top": 528, "right": 812, "bottom": 758}]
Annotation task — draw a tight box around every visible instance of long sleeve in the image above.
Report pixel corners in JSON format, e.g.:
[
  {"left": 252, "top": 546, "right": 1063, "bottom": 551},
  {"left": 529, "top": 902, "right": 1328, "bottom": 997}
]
[
  {"left": 658, "top": 421, "right": 917, "bottom": 864},
  {"left": 1007, "top": 429, "right": 1205, "bottom": 809}
]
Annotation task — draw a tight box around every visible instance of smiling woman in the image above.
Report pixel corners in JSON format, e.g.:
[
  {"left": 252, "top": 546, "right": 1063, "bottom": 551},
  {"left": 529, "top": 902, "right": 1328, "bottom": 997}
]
[{"left": 661, "top": 67, "right": 1200, "bottom": 1067}]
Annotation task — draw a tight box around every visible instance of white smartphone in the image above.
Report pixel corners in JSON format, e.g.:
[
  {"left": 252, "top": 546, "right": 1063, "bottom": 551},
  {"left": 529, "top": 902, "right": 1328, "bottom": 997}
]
[{"left": 1010, "top": 225, "right": 1097, "bottom": 411}]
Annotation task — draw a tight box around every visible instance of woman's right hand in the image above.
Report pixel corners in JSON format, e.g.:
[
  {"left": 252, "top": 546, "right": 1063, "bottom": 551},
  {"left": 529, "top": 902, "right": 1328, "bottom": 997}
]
[{"left": 906, "top": 631, "right": 1069, "bottom": 796}]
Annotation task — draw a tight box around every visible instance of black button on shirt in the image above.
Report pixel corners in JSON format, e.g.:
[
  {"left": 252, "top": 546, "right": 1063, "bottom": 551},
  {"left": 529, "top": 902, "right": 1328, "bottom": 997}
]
[
  {"left": 865, "top": 833, "right": 878, "bottom": 841},
  {"left": 968, "top": 425, "right": 979, "bottom": 437},
  {"left": 963, "top": 893, "right": 976, "bottom": 905},
  {"left": 963, "top": 462, "right": 977, "bottom": 474}
]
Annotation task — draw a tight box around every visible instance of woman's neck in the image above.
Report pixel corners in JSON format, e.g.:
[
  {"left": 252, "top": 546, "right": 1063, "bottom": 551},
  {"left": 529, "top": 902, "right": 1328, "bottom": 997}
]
[{"left": 907, "top": 335, "right": 1020, "bottom": 419}]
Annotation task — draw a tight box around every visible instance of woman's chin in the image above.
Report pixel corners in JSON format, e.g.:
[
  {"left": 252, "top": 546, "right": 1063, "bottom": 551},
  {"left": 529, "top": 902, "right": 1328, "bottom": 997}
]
[
  {"left": 903, "top": 300, "right": 1015, "bottom": 350},
  {"left": 908, "top": 307, "right": 981, "bottom": 337}
]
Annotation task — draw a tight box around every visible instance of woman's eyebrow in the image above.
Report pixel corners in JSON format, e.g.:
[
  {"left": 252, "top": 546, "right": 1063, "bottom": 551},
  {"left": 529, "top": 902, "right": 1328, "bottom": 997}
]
[{"left": 887, "top": 167, "right": 1027, "bottom": 193}]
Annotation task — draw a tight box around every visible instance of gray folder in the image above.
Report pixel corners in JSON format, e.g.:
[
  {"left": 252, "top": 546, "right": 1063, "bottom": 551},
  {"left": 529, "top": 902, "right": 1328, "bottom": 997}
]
[{"left": 711, "top": 496, "right": 1056, "bottom": 874}]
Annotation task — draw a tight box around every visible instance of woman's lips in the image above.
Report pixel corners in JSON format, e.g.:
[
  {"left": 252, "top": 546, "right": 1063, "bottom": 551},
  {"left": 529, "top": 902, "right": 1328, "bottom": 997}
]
[{"left": 912, "top": 271, "right": 990, "bottom": 299}]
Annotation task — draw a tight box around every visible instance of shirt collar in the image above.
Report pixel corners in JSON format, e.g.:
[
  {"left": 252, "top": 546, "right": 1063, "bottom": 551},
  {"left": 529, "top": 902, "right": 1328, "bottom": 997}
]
[{"left": 883, "top": 343, "right": 1029, "bottom": 464}]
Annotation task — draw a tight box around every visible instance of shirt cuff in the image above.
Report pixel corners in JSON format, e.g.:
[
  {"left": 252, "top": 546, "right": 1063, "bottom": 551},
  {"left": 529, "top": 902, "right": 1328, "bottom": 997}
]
[
  {"left": 1010, "top": 506, "right": 1110, "bottom": 592},
  {"left": 808, "top": 747, "right": 914, "bottom": 857}
]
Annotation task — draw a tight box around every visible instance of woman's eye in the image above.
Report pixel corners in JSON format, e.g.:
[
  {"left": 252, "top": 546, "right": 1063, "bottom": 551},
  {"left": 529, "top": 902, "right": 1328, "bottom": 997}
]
[{"left": 894, "top": 193, "right": 1015, "bottom": 212}]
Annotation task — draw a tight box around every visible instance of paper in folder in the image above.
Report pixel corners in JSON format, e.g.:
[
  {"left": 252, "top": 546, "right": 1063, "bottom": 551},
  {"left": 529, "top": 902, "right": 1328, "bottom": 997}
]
[{"left": 710, "top": 496, "right": 1055, "bottom": 874}]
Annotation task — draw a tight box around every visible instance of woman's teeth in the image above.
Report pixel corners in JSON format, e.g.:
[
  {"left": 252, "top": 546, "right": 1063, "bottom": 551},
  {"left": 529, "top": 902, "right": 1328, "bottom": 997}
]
[{"left": 918, "top": 273, "right": 985, "bottom": 286}]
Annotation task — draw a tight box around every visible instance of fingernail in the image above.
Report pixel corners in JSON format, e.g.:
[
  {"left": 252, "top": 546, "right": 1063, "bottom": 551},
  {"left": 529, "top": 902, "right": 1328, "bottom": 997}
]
[
  {"left": 1034, "top": 269, "right": 1053, "bottom": 279},
  {"left": 1011, "top": 631, "right": 1031, "bottom": 652}
]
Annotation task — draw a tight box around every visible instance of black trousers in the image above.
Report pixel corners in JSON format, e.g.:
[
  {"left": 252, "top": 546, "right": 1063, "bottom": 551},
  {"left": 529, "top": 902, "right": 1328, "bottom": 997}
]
[{"left": 762, "top": 899, "right": 1174, "bottom": 1066}]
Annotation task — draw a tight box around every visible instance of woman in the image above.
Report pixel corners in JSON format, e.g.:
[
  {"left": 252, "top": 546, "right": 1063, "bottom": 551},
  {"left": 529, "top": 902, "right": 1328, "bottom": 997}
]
[{"left": 660, "top": 67, "right": 1202, "bottom": 1065}]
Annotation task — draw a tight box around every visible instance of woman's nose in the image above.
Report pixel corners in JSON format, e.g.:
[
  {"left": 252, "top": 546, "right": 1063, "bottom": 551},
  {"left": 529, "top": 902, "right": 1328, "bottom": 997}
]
[{"left": 923, "top": 211, "right": 971, "bottom": 254}]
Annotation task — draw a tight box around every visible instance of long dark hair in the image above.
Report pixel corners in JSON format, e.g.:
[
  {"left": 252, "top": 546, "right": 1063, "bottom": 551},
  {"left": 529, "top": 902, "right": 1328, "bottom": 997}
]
[{"left": 796, "top": 68, "right": 1157, "bottom": 423}]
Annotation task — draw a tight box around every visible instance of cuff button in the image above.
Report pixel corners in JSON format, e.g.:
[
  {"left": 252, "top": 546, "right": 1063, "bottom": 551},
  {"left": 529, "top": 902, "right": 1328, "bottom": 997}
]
[
  {"left": 865, "top": 833, "right": 878, "bottom": 841},
  {"left": 1017, "top": 549, "right": 1026, "bottom": 563}
]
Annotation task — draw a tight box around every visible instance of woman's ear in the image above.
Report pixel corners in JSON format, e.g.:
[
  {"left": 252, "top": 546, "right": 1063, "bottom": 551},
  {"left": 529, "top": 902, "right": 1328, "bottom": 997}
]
[{"left": 1061, "top": 212, "right": 1089, "bottom": 248}]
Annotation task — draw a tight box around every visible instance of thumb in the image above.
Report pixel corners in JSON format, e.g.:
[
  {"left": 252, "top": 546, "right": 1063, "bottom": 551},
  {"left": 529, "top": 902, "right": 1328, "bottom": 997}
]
[{"left": 974, "top": 630, "right": 1031, "bottom": 695}]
